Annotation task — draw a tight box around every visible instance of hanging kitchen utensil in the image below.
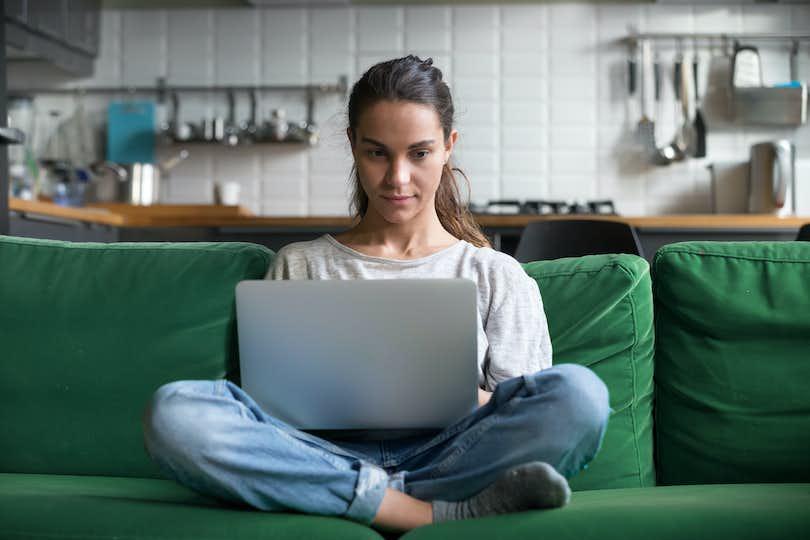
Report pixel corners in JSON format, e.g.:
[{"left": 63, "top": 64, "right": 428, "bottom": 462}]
[
  {"left": 732, "top": 40, "right": 807, "bottom": 126},
  {"left": 166, "top": 92, "right": 200, "bottom": 143},
  {"left": 731, "top": 42, "right": 763, "bottom": 88},
  {"left": 659, "top": 45, "right": 688, "bottom": 163},
  {"left": 242, "top": 89, "right": 260, "bottom": 143},
  {"left": 224, "top": 90, "right": 240, "bottom": 146},
  {"left": 679, "top": 50, "right": 697, "bottom": 157},
  {"left": 790, "top": 40, "right": 799, "bottom": 83},
  {"left": 627, "top": 46, "right": 637, "bottom": 125},
  {"left": 637, "top": 40, "right": 670, "bottom": 165},
  {"left": 692, "top": 45, "right": 707, "bottom": 158},
  {"left": 649, "top": 49, "right": 675, "bottom": 166}
]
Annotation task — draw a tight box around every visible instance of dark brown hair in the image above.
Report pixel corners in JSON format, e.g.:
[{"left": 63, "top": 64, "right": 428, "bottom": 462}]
[{"left": 346, "top": 55, "right": 491, "bottom": 248}]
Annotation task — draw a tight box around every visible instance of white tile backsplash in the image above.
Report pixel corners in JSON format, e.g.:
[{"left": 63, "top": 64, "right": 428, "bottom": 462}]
[
  {"left": 502, "top": 101, "right": 547, "bottom": 126},
  {"left": 13, "top": 3, "right": 810, "bottom": 217},
  {"left": 356, "top": 7, "right": 403, "bottom": 53},
  {"left": 121, "top": 10, "right": 167, "bottom": 86},
  {"left": 453, "top": 6, "right": 499, "bottom": 29},
  {"left": 502, "top": 126, "right": 546, "bottom": 149},
  {"left": 501, "top": 52, "right": 546, "bottom": 78},
  {"left": 454, "top": 25, "right": 498, "bottom": 53},
  {"left": 310, "top": 8, "right": 353, "bottom": 54},
  {"left": 405, "top": 6, "right": 451, "bottom": 30},
  {"left": 168, "top": 10, "right": 213, "bottom": 86},
  {"left": 453, "top": 53, "right": 498, "bottom": 78},
  {"left": 262, "top": 9, "right": 307, "bottom": 85},
  {"left": 741, "top": 5, "right": 791, "bottom": 33},
  {"left": 501, "top": 78, "right": 547, "bottom": 101},
  {"left": 502, "top": 150, "right": 545, "bottom": 174},
  {"left": 501, "top": 5, "right": 547, "bottom": 30},
  {"left": 214, "top": 10, "right": 260, "bottom": 86},
  {"left": 452, "top": 77, "right": 499, "bottom": 102}
]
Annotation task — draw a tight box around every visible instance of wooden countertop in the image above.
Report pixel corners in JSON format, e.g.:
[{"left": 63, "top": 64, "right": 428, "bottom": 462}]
[{"left": 9, "top": 198, "right": 810, "bottom": 230}]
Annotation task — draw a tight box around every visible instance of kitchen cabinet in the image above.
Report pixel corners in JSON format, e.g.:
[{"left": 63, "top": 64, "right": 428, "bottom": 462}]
[
  {"left": 64, "top": 0, "right": 100, "bottom": 56},
  {"left": 5, "top": 0, "right": 100, "bottom": 76},
  {"left": 27, "top": 1, "right": 67, "bottom": 43}
]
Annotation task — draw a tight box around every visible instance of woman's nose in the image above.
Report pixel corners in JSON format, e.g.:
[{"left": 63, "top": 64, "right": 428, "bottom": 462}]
[{"left": 387, "top": 158, "right": 410, "bottom": 187}]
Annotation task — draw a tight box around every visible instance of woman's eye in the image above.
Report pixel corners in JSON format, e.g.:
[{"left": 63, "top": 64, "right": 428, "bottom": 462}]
[
  {"left": 412, "top": 150, "right": 430, "bottom": 159},
  {"left": 367, "top": 149, "right": 386, "bottom": 158}
]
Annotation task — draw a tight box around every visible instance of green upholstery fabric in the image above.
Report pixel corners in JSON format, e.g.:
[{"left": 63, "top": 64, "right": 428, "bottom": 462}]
[
  {"left": 653, "top": 242, "right": 810, "bottom": 485},
  {"left": 522, "top": 255, "right": 655, "bottom": 491},
  {"left": 401, "top": 484, "right": 810, "bottom": 540},
  {"left": 0, "top": 473, "right": 383, "bottom": 540},
  {"left": 0, "top": 236, "right": 273, "bottom": 479}
]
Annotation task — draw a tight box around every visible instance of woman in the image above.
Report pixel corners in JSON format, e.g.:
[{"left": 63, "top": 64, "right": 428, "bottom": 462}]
[{"left": 143, "top": 56, "right": 610, "bottom": 534}]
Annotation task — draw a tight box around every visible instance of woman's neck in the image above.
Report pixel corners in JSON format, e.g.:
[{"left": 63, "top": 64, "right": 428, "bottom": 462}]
[{"left": 334, "top": 212, "right": 459, "bottom": 260}]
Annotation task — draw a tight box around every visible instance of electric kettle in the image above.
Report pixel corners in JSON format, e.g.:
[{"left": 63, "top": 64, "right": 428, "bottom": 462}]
[{"left": 748, "top": 140, "right": 796, "bottom": 216}]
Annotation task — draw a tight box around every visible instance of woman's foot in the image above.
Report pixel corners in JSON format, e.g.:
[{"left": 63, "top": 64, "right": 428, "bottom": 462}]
[
  {"left": 371, "top": 462, "right": 569, "bottom": 533},
  {"left": 431, "top": 461, "right": 570, "bottom": 522}
]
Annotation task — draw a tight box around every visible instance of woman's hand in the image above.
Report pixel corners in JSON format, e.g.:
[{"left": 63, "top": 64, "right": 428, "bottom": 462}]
[{"left": 478, "top": 387, "right": 493, "bottom": 408}]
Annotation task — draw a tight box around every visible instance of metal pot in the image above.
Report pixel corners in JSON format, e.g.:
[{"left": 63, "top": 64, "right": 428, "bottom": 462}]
[
  {"left": 127, "top": 150, "right": 189, "bottom": 205},
  {"left": 92, "top": 150, "right": 189, "bottom": 205}
]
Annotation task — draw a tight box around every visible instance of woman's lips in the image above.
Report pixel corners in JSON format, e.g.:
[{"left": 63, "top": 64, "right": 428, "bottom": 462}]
[{"left": 384, "top": 196, "right": 413, "bottom": 204}]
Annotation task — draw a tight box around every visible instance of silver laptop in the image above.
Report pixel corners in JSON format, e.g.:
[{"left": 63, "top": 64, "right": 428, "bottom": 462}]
[{"left": 235, "top": 279, "right": 478, "bottom": 437}]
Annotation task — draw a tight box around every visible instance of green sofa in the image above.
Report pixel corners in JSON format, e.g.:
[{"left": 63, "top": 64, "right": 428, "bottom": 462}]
[{"left": 1, "top": 235, "right": 808, "bottom": 540}]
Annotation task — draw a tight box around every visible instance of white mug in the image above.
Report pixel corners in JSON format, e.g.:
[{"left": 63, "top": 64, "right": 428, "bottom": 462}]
[{"left": 219, "top": 181, "right": 241, "bottom": 206}]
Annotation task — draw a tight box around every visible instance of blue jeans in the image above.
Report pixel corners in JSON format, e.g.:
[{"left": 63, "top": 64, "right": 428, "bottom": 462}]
[{"left": 142, "top": 363, "right": 610, "bottom": 525}]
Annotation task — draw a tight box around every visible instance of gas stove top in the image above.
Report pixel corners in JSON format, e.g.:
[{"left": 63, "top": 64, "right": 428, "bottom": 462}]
[{"left": 469, "top": 200, "right": 618, "bottom": 216}]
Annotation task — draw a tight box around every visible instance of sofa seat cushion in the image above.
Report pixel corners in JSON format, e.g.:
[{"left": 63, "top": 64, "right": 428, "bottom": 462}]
[
  {"left": 401, "top": 484, "right": 810, "bottom": 540},
  {"left": 653, "top": 242, "right": 810, "bottom": 485},
  {"left": 0, "top": 473, "right": 383, "bottom": 540},
  {"left": 523, "top": 254, "right": 655, "bottom": 491},
  {"left": 0, "top": 237, "right": 273, "bottom": 479}
]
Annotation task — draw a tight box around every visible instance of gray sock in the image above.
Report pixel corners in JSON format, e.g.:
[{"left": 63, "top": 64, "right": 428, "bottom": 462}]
[{"left": 431, "top": 462, "right": 571, "bottom": 522}]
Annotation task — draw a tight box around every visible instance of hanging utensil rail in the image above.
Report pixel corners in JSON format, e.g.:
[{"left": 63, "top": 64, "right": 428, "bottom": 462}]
[
  {"left": 623, "top": 32, "right": 810, "bottom": 48},
  {"left": 8, "top": 76, "right": 349, "bottom": 127}
]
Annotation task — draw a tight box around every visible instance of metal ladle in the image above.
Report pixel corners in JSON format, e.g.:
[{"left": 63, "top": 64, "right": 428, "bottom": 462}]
[{"left": 660, "top": 42, "right": 696, "bottom": 164}]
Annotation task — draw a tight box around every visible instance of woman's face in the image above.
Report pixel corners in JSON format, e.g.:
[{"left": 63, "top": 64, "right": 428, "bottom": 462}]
[{"left": 350, "top": 100, "right": 457, "bottom": 225}]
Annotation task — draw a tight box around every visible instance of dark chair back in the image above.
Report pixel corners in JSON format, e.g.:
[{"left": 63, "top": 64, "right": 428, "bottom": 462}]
[
  {"left": 514, "top": 219, "right": 644, "bottom": 263},
  {"left": 797, "top": 224, "right": 810, "bottom": 241}
]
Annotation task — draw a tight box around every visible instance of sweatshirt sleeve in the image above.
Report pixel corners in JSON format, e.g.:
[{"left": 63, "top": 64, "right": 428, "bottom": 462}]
[
  {"left": 265, "top": 246, "right": 292, "bottom": 280},
  {"left": 483, "top": 259, "right": 553, "bottom": 389}
]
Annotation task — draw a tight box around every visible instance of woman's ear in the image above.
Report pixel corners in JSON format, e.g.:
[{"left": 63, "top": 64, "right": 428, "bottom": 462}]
[
  {"left": 445, "top": 129, "right": 458, "bottom": 162},
  {"left": 347, "top": 128, "right": 355, "bottom": 151}
]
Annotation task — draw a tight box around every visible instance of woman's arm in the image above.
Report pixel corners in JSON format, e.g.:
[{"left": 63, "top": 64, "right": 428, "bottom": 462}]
[{"left": 482, "top": 259, "right": 553, "bottom": 388}]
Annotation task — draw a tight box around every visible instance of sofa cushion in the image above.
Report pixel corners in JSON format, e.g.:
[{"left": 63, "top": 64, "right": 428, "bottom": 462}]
[
  {"left": 0, "top": 236, "right": 273, "bottom": 479},
  {"left": 522, "top": 254, "right": 655, "bottom": 490},
  {"left": 0, "top": 473, "right": 382, "bottom": 540},
  {"left": 653, "top": 242, "right": 810, "bottom": 485},
  {"left": 400, "top": 484, "right": 810, "bottom": 540}
]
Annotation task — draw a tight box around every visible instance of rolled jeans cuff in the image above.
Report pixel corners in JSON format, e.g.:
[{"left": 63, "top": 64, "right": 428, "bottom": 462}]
[{"left": 343, "top": 462, "right": 389, "bottom": 525}]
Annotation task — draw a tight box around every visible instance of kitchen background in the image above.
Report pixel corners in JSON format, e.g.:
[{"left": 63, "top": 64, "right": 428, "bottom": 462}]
[{"left": 7, "top": 1, "right": 810, "bottom": 217}]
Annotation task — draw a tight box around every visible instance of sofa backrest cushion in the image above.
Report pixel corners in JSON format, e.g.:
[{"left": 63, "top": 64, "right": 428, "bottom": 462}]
[
  {"left": 653, "top": 241, "right": 810, "bottom": 485},
  {"left": 0, "top": 236, "right": 273, "bottom": 479},
  {"left": 523, "top": 254, "right": 655, "bottom": 490}
]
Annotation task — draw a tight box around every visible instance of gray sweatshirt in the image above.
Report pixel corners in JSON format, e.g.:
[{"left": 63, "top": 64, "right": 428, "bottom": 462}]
[{"left": 265, "top": 234, "right": 552, "bottom": 391}]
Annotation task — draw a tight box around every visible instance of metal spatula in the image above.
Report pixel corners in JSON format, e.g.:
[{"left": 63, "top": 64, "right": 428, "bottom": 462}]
[{"left": 636, "top": 41, "right": 665, "bottom": 163}]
